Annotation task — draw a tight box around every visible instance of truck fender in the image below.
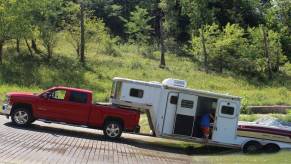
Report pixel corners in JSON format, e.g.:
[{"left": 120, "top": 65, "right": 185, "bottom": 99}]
[{"left": 11, "top": 103, "right": 33, "bottom": 115}]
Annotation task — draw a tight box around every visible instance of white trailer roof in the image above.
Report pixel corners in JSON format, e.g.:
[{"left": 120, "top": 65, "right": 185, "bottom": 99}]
[
  {"left": 113, "top": 77, "right": 241, "bottom": 100},
  {"left": 113, "top": 77, "right": 162, "bottom": 88}
]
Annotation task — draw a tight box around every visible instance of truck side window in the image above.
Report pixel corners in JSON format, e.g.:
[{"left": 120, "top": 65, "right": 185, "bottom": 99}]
[
  {"left": 69, "top": 91, "right": 88, "bottom": 104},
  {"left": 50, "top": 90, "right": 66, "bottom": 100},
  {"left": 129, "top": 88, "right": 144, "bottom": 98},
  {"left": 221, "top": 106, "right": 234, "bottom": 115}
]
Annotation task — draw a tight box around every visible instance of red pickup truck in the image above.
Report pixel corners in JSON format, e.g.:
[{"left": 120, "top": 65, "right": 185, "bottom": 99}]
[{"left": 1, "top": 86, "right": 140, "bottom": 139}]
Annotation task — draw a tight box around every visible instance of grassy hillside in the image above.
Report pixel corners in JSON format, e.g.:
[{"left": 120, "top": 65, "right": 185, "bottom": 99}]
[{"left": 1, "top": 34, "right": 291, "bottom": 107}]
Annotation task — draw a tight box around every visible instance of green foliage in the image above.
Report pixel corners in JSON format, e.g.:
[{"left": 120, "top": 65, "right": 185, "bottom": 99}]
[
  {"left": 32, "top": 0, "right": 65, "bottom": 58},
  {"left": 125, "top": 6, "right": 153, "bottom": 45},
  {"left": 189, "top": 23, "right": 287, "bottom": 77},
  {"left": 246, "top": 26, "right": 287, "bottom": 76},
  {"left": 180, "top": 0, "right": 214, "bottom": 28},
  {"left": 1, "top": 34, "right": 291, "bottom": 106},
  {"left": 190, "top": 23, "right": 246, "bottom": 72},
  {"left": 0, "top": 0, "right": 16, "bottom": 41}
]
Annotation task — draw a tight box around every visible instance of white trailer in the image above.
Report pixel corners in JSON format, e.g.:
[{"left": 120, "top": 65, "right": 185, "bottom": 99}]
[{"left": 110, "top": 77, "right": 291, "bottom": 153}]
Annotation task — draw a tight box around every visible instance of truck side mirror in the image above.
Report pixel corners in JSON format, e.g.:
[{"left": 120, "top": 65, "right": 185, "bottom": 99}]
[{"left": 41, "top": 93, "right": 48, "bottom": 99}]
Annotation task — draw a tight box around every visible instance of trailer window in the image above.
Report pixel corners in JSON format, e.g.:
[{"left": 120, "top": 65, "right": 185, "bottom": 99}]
[
  {"left": 170, "top": 96, "right": 178, "bottom": 104},
  {"left": 129, "top": 88, "right": 144, "bottom": 98},
  {"left": 181, "top": 100, "right": 194, "bottom": 109},
  {"left": 221, "top": 106, "right": 234, "bottom": 115},
  {"left": 69, "top": 91, "right": 88, "bottom": 104}
]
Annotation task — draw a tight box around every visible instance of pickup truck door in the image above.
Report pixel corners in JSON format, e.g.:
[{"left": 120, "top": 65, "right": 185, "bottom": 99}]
[
  {"left": 37, "top": 89, "right": 69, "bottom": 121},
  {"left": 60, "top": 91, "right": 91, "bottom": 125}
]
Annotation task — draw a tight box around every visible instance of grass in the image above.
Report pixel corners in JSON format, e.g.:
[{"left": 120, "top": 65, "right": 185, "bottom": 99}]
[
  {"left": 4, "top": 39, "right": 291, "bottom": 106},
  {"left": 1, "top": 34, "right": 291, "bottom": 106},
  {"left": 191, "top": 151, "right": 291, "bottom": 163}
]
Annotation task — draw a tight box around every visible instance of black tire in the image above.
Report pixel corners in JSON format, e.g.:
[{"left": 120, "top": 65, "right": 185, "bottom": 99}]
[
  {"left": 263, "top": 143, "right": 280, "bottom": 153},
  {"left": 11, "top": 108, "right": 33, "bottom": 127},
  {"left": 103, "top": 120, "right": 123, "bottom": 139},
  {"left": 134, "top": 125, "right": 140, "bottom": 133},
  {"left": 243, "top": 141, "right": 262, "bottom": 154}
]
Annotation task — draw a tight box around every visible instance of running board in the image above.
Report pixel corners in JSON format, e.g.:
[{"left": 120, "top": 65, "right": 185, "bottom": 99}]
[{"left": 38, "top": 119, "right": 88, "bottom": 128}]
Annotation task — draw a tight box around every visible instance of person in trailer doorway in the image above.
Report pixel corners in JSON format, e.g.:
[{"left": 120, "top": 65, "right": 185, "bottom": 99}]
[{"left": 200, "top": 112, "right": 214, "bottom": 143}]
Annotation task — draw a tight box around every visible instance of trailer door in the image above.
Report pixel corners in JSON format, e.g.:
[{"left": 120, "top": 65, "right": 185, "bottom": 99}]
[
  {"left": 212, "top": 100, "right": 239, "bottom": 144},
  {"left": 173, "top": 93, "right": 198, "bottom": 136},
  {"left": 162, "top": 92, "right": 178, "bottom": 134}
]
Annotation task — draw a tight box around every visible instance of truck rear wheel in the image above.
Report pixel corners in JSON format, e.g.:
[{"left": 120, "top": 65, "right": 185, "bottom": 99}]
[
  {"left": 103, "top": 120, "right": 123, "bottom": 139},
  {"left": 243, "top": 141, "right": 262, "bottom": 153},
  {"left": 11, "top": 108, "right": 33, "bottom": 127}
]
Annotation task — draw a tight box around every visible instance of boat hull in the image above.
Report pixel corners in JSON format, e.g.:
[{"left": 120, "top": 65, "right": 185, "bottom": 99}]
[{"left": 237, "top": 124, "right": 291, "bottom": 144}]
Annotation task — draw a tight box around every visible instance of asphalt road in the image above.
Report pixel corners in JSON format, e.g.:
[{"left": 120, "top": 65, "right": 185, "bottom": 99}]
[{"left": 0, "top": 115, "right": 192, "bottom": 164}]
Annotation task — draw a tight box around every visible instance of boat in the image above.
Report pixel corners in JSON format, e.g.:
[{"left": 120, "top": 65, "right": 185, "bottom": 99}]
[{"left": 237, "top": 117, "right": 291, "bottom": 143}]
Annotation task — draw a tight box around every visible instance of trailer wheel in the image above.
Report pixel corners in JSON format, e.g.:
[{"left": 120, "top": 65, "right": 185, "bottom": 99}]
[
  {"left": 243, "top": 141, "right": 262, "bottom": 153},
  {"left": 263, "top": 143, "right": 280, "bottom": 153},
  {"left": 103, "top": 120, "right": 123, "bottom": 139}
]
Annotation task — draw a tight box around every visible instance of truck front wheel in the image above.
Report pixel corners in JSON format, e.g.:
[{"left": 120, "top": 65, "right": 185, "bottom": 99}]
[
  {"left": 11, "top": 108, "right": 33, "bottom": 127},
  {"left": 103, "top": 120, "right": 123, "bottom": 139}
]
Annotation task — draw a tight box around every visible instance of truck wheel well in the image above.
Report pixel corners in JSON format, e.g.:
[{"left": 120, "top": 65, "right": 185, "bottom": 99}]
[
  {"left": 104, "top": 117, "right": 124, "bottom": 129},
  {"left": 12, "top": 103, "right": 33, "bottom": 114}
]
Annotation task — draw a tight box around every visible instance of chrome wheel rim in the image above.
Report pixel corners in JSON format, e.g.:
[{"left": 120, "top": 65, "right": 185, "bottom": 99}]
[
  {"left": 106, "top": 123, "right": 120, "bottom": 138},
  {"left": 14, "top": 110, "right": 29, "bottom": 124}
]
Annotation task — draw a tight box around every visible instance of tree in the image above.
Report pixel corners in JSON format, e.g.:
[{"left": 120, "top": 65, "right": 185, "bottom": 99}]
[
  {"left": 80, "top": 2, "right": 85, "bottom": 63},
  {"left": 266, "top": 0, "right": 291, "bottom": 60},
  {"left": 213, "top": 24, "right": 246, "bottom": 73},
  {"left": 181, "top": 0, "right": 214, "bottom": 72},
  {"left": 247, "top": 26, "right": 287, "bottom": 78},
  {"left": 0, "top": 0, "right": 16, "bottom": 63},
  {"left": 158, "top": 0, "right": 181, "bottom": 68},
  {"left": 125, "top": 6, "right": 153, "bottom": 46},
  {"left": 189, "top": 23, "right": 220, "bottom": 71}
]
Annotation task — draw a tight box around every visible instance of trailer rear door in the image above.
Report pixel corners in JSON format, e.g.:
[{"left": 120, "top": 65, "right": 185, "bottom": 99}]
[{"left": 212, "top": 100, "right": 239, "bottom": 144}]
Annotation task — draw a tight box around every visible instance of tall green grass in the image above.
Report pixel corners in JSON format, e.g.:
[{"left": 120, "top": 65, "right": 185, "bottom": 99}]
[{"left": 1, "top": 33, "right": 291, "bottom": 107}]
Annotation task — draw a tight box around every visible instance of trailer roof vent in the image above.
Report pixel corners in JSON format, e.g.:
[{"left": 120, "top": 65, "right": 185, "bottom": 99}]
[{"left": 162, "top": 78, "right": 187, "bottom": 88}]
